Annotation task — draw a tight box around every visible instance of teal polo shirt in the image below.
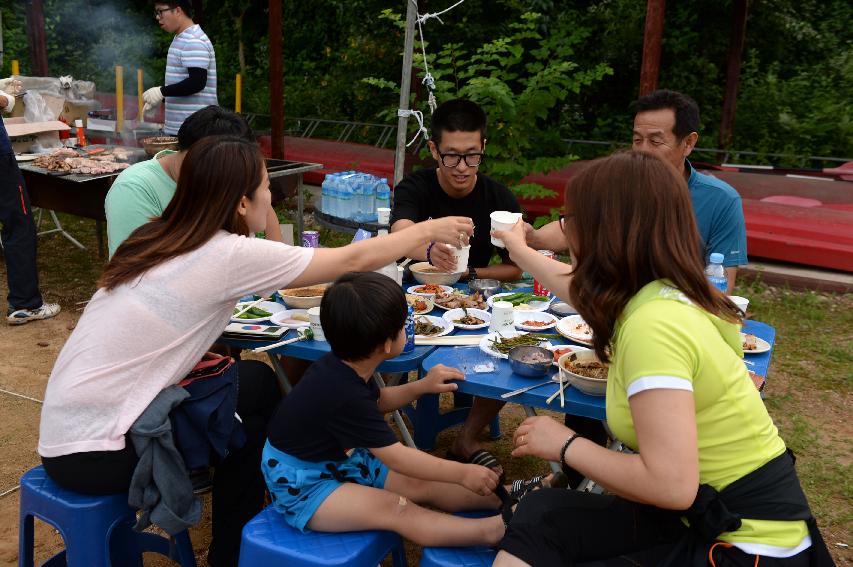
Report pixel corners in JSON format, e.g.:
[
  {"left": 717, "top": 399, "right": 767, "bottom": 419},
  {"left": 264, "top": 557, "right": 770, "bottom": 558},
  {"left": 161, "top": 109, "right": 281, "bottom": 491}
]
[{"left": 687, "top": 160, "right": 748, "bottom": 267}]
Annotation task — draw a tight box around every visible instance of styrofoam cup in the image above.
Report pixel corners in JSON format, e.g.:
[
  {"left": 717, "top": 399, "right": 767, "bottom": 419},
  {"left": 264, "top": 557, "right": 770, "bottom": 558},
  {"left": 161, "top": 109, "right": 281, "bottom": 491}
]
[
  {"left": 452, "top": 245, "right": 471, "bottom": 273},
  {"left": 729, "top": 295, "right": 749, "bottom": 316},
  {"left": 489, "top": 301, "right": 515, "bottom": 332},
  {"left": 490, "top": 211, "right": 523, "bottom": 248},
  {"left": 307, "top": 306, "right": 326, "bottom": 341},
  {"left": 376, "top": 207, "right": 391, "bottom": 225}
]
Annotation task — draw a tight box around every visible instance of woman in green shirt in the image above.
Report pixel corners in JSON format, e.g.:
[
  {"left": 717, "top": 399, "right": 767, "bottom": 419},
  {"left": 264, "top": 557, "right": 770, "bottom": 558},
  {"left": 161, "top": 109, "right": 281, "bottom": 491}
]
[{"left": 490, "top": 151, "right": 830, "bottom": 567}]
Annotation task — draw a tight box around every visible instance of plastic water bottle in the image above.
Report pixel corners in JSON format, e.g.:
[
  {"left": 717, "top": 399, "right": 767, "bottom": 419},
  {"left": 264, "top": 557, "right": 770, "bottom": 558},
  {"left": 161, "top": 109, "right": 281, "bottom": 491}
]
[
  {"left": 705, "top": 253, "right": 728, "bottom": 293},
  {"left": 320, "top": 174, "right": 330, "bottom": 214},
  {"left": 375, "top": 178, "right": 390, "bottom": 213},
  {"left": 340, "top": 174, "right": 354, "bottom": 219}
]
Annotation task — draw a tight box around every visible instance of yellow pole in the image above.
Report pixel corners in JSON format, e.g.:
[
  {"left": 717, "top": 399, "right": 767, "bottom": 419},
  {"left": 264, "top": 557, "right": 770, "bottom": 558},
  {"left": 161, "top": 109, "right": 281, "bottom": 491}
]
[
  {"left": 11, "top": 60, "right": 20, "bottom": 75},
  {"left": 115, "top": 66, "right": 124, "bottom": 133},
  {"left": 137, "top": 69, "right": 144, "bottom": 121},
  {"left": 235, "top": 73, "right": 242, "bottom": 113}
]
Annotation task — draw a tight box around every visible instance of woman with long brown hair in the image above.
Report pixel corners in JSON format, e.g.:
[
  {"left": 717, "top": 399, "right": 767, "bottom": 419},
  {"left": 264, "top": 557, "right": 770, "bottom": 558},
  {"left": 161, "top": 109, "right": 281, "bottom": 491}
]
[
  {"left": 37, "top": 136, "right": 473, "bottom": 566},
  {"left": 491, "top": 151, "right": 829, "bottom": 566}
]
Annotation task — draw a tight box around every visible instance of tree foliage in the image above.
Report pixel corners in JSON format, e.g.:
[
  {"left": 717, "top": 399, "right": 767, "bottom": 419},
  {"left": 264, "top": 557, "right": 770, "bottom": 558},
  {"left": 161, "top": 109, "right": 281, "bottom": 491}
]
[{"left": 1, "top": 0, "right": 850, "bottom": 162}]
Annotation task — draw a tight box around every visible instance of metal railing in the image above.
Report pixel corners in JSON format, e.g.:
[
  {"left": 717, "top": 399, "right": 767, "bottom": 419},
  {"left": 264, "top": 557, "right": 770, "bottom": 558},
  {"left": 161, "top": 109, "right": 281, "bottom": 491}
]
[{"left": 239, "top": 114, "right": 850, "bottom": 169}]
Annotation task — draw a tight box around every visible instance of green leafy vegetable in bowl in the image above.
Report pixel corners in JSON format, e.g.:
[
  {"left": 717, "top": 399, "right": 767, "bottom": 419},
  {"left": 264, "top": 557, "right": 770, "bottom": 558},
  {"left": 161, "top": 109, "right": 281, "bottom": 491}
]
[{"left": 233, "top": 306, "right": 273, "bottom": 319}]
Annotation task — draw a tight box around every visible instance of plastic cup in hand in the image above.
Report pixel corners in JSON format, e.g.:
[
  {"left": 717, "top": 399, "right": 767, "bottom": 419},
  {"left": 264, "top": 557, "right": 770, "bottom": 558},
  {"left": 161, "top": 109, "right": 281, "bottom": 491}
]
[
  {"left": 490, "top": 211, "right": 523, "bottom": 248},
  {"left": 307, "top": 306, "right": 325, "bottom": 342},
  {"left": 452, "top": 244, "right": 470, "bottom": 273},
  {"left": 376, "top": 207, "right": 391, "bottom": 225},
  {"left": 728, "top": 295, "right": 749, "bottom": 316}
]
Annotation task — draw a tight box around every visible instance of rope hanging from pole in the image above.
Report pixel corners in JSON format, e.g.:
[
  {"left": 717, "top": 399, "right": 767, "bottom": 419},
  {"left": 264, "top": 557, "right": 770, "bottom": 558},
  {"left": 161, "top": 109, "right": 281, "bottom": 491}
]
[{"left": 398, "top": 0, "right": 467, "bottom": 147}]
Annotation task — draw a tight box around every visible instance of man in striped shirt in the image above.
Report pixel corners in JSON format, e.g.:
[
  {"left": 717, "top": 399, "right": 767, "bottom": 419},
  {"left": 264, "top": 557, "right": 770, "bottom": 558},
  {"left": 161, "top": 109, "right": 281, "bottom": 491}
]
[{"left": 144, "top": 2, "right": 218, "bottom": 135}]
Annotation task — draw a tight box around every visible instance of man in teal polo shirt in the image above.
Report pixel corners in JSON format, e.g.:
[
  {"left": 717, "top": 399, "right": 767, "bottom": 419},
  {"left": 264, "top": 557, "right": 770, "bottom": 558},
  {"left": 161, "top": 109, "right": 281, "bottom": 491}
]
[
  {"left": 105, "top": 106, "right": 282, "bottom": 257},
  {"left": 528, "top": 90, "right": 747, "bottom": 292}
]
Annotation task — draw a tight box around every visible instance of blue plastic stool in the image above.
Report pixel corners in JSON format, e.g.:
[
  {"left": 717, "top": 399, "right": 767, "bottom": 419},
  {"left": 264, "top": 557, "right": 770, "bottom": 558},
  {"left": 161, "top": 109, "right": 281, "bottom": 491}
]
[
  {"left": 19, "top": 466, "right": 196, "bottom": 567},
  {"left": 419, "top": 510, "right": 498, "bottom": 567},
  {"left": 238, "top": 506, "right": 406, "bottom": 566}
]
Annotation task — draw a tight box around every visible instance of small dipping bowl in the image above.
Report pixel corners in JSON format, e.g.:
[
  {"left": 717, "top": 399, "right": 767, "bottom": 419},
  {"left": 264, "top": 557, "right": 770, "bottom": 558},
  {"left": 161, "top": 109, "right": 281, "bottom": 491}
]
[
  {"left": 468, "top": 278, "right": 501, "bottom": 298},
  {"left": 508, "top": 345, "right": 553, "bottom": 378}
]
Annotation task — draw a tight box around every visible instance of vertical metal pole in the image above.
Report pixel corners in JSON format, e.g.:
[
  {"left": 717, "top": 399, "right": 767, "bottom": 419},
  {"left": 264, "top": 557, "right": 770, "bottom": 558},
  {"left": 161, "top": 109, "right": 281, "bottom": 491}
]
[
  {"left": 638, "top": 0, "right": 666, "bottom": 97},
  {"left": 269, "top": 0, "right": 284, "bottom": 160},
  {"left": 392, "top": 1, "right": 418, "bottom": 188}
]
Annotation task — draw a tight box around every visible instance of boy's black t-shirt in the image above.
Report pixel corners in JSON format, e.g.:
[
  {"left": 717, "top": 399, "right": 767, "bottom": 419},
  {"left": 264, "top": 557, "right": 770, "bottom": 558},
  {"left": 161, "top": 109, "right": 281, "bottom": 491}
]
[
  {"left": 390, "top": 168, "right": 522, "bottom": 269},
  {"left": 267, "top": 353, "right": 398, "bottom": 462}
]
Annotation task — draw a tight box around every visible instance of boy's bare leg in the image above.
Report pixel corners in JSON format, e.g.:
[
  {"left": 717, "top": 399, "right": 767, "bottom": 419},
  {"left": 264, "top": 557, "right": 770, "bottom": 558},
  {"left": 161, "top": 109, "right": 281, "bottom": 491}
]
[
  {"left": 307, "top": 483, "right": 504, "bottom": 547},
  {"left": 384, "top": 470, "right": 501, "bottom": 511}
]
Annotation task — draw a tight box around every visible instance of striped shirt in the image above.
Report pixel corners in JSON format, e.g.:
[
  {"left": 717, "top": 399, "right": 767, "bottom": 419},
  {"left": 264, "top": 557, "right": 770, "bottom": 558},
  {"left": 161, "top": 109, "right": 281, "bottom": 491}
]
[{"left": 164, "top": 24, "right": 218, "bottom": 135}]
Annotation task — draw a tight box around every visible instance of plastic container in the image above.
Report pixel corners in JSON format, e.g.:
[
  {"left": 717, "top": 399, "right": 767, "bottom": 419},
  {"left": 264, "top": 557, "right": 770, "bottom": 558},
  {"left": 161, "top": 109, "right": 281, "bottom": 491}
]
[
  {"left": 375, "top": 178, "right": 391, "bottom": 213},
  {"left": 705, "top": 252, "right": 728, "bottom": 293}
]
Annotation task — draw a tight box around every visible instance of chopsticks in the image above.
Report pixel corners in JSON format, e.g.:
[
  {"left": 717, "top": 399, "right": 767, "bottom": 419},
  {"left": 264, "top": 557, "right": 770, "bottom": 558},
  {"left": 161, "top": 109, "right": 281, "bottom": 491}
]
[
  {"left": 252, "top": 329, "right": 309, "bottom": 353},
  {"left": 233, "top": 297, "right": 269, "bottom": 319},
  {"left": 398, "top": 257, "right": 414, "bottom": 269},
  {"left": 415, "top": 335, "right": 485, "bottom": 346},
  {"left": 501, "top": 380, "right": 554, "bottom": 399},
  {"left": 546, "top": 375, "right": 568, "bottom": 407}
]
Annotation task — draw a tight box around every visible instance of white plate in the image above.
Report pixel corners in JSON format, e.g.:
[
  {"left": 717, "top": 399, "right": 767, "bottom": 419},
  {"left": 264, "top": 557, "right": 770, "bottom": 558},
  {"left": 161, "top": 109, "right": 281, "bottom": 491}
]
[
  {"left": 514, "top": 311, "right": 559, "bottom": 331},
  {"left": 407, "top": 284, "right": 454, "bottom": 297},
  {"left": 414, "top": 315, "right": 454, "bottom": 338},
  {"left": 231, "top": 301, "right": 285, "bottom": 323},
  {"left": 269, "top": 308, "right": 311, "bottom": 329},
  {"left": 15, "top": 154, "right": 41, "bottom": 162},
  {"left": 432, "top": 290, "right": 488, "bottom": 311},
  {"left": 555, "top": 314, "right": 594, "bottom": 345},
  {"left": 487, "top": 292, "right": 553, "bottom": 312},
  {"left": 479, "top": 330, "right": 552, "bottom": 359},
  {"left": 442, "top": 308, "right": 491, "bottom": 330},
  {"left": 405, "top": 294, "right": 434, "bottom": 315},
  {"left": 742, "top": 333, "right": 771, "bottom": 354},
  {"left": 546, "top": 344, "right": 590, "bottom": 369},
  {"left": 550, "top": 301, "right": 577, "bottom": 316}
]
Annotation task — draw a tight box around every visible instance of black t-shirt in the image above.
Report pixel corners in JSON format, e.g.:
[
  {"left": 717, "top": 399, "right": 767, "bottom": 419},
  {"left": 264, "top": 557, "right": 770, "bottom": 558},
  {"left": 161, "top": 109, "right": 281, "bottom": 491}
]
[
  {"left": 267, "top": 353, "right": 399, "bottom": 462},
  {"left": 390, "top": 168, "right": 522, "bottom": 269}
]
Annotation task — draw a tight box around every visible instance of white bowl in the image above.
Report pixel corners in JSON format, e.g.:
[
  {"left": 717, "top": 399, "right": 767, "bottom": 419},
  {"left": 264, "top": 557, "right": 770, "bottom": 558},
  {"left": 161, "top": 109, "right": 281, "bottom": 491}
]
[
  {"left": 442, "top": 308, "right": 491, "bottom": 330},
  {"left": 231, "top": 301, "right": 285, "bottom": 323},
  {"left": 513, "top": 311, "right": 558, "bottom": 331},
  {"left": 409, "top": 261, "right": 464, "bottom": 285},
  {"left": 269, "top": 309, "right": 311, "bottom": 329},
  {"left": 407, "top": 283, "right": 454, "bottom": 297},
  {"left": 550, "top": 301, "right": 577, "bottom": 316},
  {"left": 557, "top": 350, "right": 608, "bottom": 396},
  {"left": 278, "top": 284, "right": 328, "bottom": 309}
]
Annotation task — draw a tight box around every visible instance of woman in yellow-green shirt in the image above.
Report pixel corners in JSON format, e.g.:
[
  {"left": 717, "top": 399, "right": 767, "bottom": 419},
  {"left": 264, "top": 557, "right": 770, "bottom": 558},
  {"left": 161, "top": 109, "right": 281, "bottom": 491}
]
[{"left": 490, "top": 151, "right": 832, "bottom": 567}]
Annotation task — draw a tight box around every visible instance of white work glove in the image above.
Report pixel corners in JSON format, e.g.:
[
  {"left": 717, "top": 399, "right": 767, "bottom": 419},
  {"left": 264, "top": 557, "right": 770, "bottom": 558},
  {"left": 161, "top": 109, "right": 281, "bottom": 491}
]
[
  {"left": 142, "top": 86, "right": 165, "bottom": 113},
  {"left": 0, "top": 90, "right": 14, "bottom": 114}
]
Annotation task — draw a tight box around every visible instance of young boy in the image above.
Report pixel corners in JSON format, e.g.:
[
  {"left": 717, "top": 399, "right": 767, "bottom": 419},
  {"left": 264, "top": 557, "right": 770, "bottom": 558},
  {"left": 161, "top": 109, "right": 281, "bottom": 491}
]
[{"left": 262, "top": 272, "right": 506, "bottom": 547}]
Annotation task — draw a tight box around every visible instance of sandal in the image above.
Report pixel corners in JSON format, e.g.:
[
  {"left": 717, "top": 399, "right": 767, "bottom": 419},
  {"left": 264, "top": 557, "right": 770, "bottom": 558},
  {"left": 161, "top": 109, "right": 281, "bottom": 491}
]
[{"left": 447, "top": 448, "right": 505, "bottom": 482}]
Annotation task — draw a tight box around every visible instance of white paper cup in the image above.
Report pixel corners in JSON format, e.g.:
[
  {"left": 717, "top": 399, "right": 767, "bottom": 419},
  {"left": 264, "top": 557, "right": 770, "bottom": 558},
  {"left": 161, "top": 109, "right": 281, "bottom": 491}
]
[
  {"left": 489, "top": 301, "right": 515, "bottom": 332},
  {"left": 452, "top": 245, "right": 471, "bottom": 273},
  {"left": 490, "top": 211, "right": 522, "bottom": 248},
  {"left": 376, "top": 207, "right": 391, "bottom": 225},
  {"left": 729, "top": 295, "right": 749, "bottom": 316},
  {"left": 307, "top": 306, "right": 326, "bottom": 341}
]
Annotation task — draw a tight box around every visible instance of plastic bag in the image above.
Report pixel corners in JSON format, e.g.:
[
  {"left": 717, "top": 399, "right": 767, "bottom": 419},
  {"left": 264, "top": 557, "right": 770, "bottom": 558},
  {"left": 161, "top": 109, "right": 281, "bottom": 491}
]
[{"left": 23, "top": 91, "right": 60, "bottom": 122}]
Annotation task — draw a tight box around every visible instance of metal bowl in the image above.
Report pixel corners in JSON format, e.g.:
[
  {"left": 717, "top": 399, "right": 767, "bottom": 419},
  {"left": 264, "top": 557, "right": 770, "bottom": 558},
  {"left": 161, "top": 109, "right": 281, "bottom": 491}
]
[
  {"left": 508, "top": 346, "right": 553, "bottom": 378},
  {"left": 468, "top": 278, "right": 501, "bottom": 298}
]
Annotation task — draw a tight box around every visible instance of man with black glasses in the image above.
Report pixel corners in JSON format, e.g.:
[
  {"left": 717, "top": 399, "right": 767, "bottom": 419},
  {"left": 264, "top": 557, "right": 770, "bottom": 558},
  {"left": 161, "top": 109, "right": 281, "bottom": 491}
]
[
  {"left": 390, "top": 99, "right": 521, "bottom": 478},
  {"left": 391, "top": 99, "right": 522, "bottom": 283}
]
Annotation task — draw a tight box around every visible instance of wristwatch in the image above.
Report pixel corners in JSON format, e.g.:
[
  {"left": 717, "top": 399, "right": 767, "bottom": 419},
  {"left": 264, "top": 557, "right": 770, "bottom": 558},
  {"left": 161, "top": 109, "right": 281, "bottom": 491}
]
[{"left": 467, "top": 266, "right": 477, "bottom": 281}]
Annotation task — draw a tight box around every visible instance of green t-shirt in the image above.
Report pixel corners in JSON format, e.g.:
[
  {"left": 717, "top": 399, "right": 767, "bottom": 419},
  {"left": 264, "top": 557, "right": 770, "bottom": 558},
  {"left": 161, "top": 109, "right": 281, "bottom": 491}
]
[
  {"left": 606, "top": 281, "right": 809, "bottom": 555},
  {"left": 104, "top": 150, "right": 177, "bottom": 258}
]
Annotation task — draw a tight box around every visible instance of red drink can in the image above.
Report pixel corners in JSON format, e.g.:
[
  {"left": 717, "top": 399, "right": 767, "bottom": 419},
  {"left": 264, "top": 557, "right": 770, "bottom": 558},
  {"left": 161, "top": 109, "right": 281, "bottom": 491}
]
[
  {"left": 301, "top": 230, "right": 320, "bottom": 248},
  {"left": 533, "top": 250, "right": 555, "bottom": 297}
]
